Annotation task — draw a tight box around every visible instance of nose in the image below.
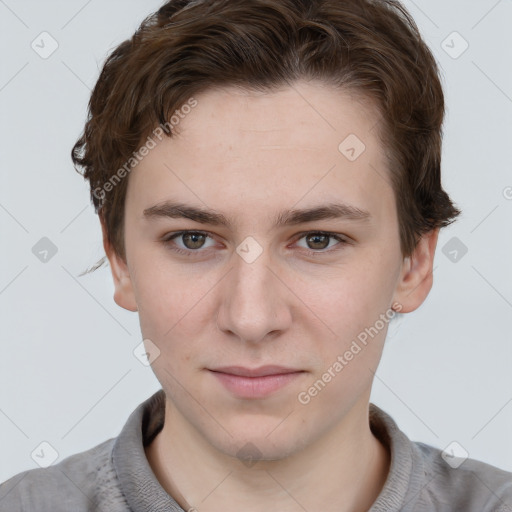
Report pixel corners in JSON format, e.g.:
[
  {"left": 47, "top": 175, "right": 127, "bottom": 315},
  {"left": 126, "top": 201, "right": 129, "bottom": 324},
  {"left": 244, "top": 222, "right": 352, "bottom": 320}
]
[{"left": 215, "top": 246, "right": 293, "bottom": 344}]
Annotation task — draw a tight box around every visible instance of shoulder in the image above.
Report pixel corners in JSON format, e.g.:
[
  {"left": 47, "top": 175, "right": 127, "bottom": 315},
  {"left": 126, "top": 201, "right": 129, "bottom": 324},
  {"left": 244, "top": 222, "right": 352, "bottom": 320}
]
[
  {"left": 0, "top": 437, "right": 129, "bottom": 512},
  {"left": 414, "top": 441, "right": 512, "bottom": 511},
  {"left": 369, "top": 403, "right": 512, "bottom": 512}
]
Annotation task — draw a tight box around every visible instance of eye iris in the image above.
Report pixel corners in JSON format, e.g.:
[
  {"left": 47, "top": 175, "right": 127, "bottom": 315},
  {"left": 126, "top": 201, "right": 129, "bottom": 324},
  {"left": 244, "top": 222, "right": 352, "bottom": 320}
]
[
  {"left": 306, "top": 234, "right": 329, "bottom": 250},
  {"left": 183, "top": 232, "right": 205, "bottom": 249}
]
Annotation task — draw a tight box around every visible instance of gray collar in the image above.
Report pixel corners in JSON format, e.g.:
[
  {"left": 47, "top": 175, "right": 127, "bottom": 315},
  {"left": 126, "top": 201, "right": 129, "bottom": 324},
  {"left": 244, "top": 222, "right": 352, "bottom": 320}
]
[{"left": 112, "top": 389, "right": 420, "bottom": 512}]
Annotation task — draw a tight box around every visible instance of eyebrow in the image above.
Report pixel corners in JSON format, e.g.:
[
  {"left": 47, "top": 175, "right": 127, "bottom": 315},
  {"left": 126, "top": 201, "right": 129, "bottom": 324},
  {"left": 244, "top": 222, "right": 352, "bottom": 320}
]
[{"left": 143, "top": 201, "right": 372, "bottom": 228}]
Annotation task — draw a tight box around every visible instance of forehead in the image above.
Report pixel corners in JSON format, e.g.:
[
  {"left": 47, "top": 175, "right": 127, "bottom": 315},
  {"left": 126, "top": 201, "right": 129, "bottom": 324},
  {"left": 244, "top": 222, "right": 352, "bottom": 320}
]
[
  {"left": 178, "top": 81, "right": 382, "bottom": 151},
  {"left": 127, "top": 80, "right": 394, "bottom": 227}
]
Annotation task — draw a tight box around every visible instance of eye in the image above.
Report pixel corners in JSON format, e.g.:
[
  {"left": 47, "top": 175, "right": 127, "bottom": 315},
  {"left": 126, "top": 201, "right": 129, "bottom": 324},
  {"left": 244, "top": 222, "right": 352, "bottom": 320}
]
[
  {"left": 294, "top": 231, "right": 349, "bottom": 253},
  {"left": 162, "top": 230, "right": 351, "bottom": 257},
  {"left": 162, "top": 231, "right": 216, "bottom": 255}
]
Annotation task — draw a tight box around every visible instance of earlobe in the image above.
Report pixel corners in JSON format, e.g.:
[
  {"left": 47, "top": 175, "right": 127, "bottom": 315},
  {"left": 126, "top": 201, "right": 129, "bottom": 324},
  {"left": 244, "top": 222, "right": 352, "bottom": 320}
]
[
  {"left": 100, "top": 217, "right": 138, "bottom": 312},
  {"left": 392, "top": 228, "right": 440, "bottom": 314},
  {"left": 109, "top": 253, "right": 139, "bottom": 312}
]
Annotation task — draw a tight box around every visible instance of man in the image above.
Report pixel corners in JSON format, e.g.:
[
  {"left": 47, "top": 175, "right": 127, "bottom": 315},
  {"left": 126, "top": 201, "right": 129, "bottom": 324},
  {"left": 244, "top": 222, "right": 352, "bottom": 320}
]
[{"left": 1, "top": 0, "right": 511, "bottom": 511}]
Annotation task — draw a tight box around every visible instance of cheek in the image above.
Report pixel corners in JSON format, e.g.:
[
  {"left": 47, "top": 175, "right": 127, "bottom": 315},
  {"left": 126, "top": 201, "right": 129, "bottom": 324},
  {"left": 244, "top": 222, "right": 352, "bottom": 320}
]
[
  {"left": 130, "top": 259, "right": 192, "bottom": 342},
  {"left": 292, "top": 257, "right": 394, "bottom": 336},
  {"left": 131, "top": 258, "right": 225, "bottom": 369},
  {"left": 290, "top": 255, "right": 397, "bottom": 398},
  {"left": 297, "top": 315, "right": 389, "bottom": 419}
]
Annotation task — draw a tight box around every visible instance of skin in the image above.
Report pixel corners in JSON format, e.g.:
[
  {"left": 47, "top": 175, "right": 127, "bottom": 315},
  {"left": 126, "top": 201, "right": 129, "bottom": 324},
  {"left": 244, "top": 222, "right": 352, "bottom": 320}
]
[{"left": 102, "top": 80, "right": 439, "bottom": 512}]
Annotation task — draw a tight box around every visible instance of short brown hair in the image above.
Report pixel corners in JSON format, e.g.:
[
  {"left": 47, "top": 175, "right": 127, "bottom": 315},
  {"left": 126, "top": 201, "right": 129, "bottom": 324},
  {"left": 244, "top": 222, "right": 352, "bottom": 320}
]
[{"left": 72, "top": 0, "right": 460, "bottom": 266}]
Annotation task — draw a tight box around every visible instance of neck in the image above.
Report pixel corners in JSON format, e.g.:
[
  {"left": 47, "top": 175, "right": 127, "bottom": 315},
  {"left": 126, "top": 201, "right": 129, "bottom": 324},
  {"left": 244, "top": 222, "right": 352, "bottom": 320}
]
[{"left": 145, "top": 399, "right": 390, "bottom": 512}]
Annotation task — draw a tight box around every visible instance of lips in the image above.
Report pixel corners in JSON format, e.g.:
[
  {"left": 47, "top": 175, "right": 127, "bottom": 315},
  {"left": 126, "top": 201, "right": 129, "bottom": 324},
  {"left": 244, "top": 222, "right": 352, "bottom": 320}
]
[
  {"left": 208, "top": 365, "right": 305, "bottom": 398},
  {"left": 210, "top": 365, "right": 302, "bottom": 377}
]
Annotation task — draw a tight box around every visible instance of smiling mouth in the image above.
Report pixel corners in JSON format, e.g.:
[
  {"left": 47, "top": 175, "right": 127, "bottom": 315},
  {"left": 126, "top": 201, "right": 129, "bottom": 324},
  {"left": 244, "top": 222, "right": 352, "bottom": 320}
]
[{"left": 207, "top": 365, "right": 306, "bottom": 398}]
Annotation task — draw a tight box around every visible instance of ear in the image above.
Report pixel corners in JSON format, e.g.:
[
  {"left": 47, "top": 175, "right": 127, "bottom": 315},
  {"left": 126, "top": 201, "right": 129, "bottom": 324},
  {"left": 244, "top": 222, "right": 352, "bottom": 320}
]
[
  {"left": 100, "top": 216, "right": 138, "bottom": 312},
  {"left": 392, "top": 227, "right": 440, "bottom": 314}
]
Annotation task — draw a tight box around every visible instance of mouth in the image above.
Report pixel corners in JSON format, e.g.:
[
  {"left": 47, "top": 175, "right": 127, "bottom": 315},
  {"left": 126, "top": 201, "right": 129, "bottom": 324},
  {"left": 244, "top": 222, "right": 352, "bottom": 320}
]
[{"left": 207, "top": 365, "right": 306, "bottom": 399}]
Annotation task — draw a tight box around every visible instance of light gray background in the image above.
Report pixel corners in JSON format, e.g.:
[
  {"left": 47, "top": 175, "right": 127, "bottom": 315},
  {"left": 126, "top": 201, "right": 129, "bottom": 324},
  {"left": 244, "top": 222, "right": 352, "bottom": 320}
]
[{"left": 1, "top": 0, "right": 511, "bottom": 483}]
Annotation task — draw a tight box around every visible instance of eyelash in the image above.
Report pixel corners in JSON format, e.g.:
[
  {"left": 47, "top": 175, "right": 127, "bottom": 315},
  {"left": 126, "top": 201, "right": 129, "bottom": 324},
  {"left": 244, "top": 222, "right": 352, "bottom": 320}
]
[{"left": 161, "top": 230, "right": 350, "bottom": 257}]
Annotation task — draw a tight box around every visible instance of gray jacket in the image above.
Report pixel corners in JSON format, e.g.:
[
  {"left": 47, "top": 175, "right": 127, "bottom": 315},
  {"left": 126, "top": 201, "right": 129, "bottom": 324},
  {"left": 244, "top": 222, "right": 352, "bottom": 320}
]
[{"left": 1, "top": 390, "right": 511, "bottom": 511}]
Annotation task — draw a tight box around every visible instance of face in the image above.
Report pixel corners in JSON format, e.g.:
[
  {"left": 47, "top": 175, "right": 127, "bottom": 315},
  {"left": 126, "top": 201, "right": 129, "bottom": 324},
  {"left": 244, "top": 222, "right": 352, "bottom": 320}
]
[{"left": 106, "top": 80, "right": 438, "bottom": 461}]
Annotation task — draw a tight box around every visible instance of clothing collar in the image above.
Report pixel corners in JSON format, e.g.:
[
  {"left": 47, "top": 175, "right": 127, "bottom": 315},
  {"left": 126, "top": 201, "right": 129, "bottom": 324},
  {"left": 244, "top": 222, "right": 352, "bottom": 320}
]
[{"left": 113, "top": 389, "right": 422, "bottom": 512}]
